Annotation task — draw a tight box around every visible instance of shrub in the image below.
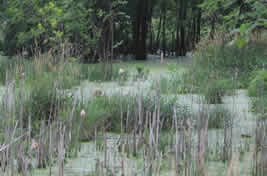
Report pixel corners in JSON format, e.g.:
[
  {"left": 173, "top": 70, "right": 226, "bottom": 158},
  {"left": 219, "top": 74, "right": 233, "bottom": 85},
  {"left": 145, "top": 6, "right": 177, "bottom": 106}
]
[
  {"left": 151, "top": 66, "right": 193, "bottom": 95},
  {"left": 75, "top": 96, "right": 113, "bottom": 139},
  {"left": 250, "top": 96, "right": 267, "bottom": 116},
  {"left": 248, "top": 69, "right": 267, "bottom": 97},
  {"left": 248, "top": 69, "right": 267, "bottom": 117},
  {"left": 158, "top": 134, "right": 169, "bottom": 154},
  {"left": 167, "top": 64, "right": 193, "bottom": 94},
  {"left": 203, "top": 80, "right": 226, "bottom": 104},
  {"left": 76, "top": 94, "right": 190, "bottom": 139},
  {"left": 198, "top": 40, "right": 267, "bottom": 77},
  {"left": 208, "top": 106, "right": 232, "bottom": 129},
  {"left": 23, "top": 76, "right": 74, "bottom": 133},
  {"left": 76, "top": 95, "right": 134, "bottom": 138},
  {"left": 185, "top": 39, "right": 267, "bottom": 91},
  {"left": 134, "top": 65, "right": 149, "bottom": 80}
]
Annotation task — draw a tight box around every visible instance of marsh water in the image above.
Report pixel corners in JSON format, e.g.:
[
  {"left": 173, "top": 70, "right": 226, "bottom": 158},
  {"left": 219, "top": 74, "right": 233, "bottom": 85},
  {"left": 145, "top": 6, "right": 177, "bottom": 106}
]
[{"left": 1, "top": 55, "right": 256, "bottom": 176}]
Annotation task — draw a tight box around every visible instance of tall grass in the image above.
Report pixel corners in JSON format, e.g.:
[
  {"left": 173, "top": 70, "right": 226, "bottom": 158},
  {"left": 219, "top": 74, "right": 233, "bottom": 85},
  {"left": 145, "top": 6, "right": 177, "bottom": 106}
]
[
  {"left": 80, "top": 63, "right": 125, "bottom": 82},
  {"left": 1, "top": 33, "right": 267, "bottom": 176}
]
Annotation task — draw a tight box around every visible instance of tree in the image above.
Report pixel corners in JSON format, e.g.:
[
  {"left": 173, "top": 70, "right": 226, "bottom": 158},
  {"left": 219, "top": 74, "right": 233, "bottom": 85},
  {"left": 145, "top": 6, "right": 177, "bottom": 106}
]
[
  {"left": 200, "top": 0, "right": 267, "bottom": 48},
  {"left": 131, "top": 0, "right": 152, "bottom": 60}
]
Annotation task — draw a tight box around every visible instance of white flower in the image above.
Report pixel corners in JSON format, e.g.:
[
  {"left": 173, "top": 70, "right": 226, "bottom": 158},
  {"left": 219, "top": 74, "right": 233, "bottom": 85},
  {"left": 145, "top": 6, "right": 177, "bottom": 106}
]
[
  {"left": 80, "top": 109, "right": 86, "bottom": 117},
  {"left": 119, "top": 68, "right": 124, "bottom": 75}
]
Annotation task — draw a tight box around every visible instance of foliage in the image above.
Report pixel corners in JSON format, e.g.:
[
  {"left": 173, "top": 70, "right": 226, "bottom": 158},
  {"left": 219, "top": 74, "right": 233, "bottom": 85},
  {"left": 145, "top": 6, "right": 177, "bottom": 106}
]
[
  {"left": 248, "top": 69, "right": 267, "bottom": 97},
  {"left": 0, "top": 54, "right": 81, "bottom": 87},
  {"left": 186, "top": 38, "right": 267, "bottom": 92},
  {"left": 23, "top": 69, "right": 77, "bottom": 134},
  {"left": 1, "top": 0, "right": 128, "bottom": 61},
  {"left": 0, "top": 56, "right": 15, "bottom": 83},
  {"left": 0, "top": 53, "right": 81, "bottom": 135},
  {"left": 75, "top": 94, "right": 190, "bottom": 138},
  {"left": 158, "top": 133, "right": 170, "bottom": 154},
  {"left": 1, "top": 0, "right": 266, "bottom": 60},
  {"left": 248, "top": 69, "right": 267, "bottom": 115},
  {"left": 24, "top": 76, "right": 68, "bottom": 122},
  {"left": 134, "top": 65, "right": 150, "bottom": 80},
  {"left": 200, "top": 0, "right": 267, "bottom": 48},
  {"left": 80, "top": 64, "right": 126, "bottom": 82},
  {"left": 202, "top": 79, "right": 233, "bottom": 104},
  {"left": 75, "top": 96, "right": 113, "bottom": 138},
  {"left": 150, "top": 64, "right": 192, "bottom": 95},
  {"left": 151, "top": 77, "right": 169, "bottom": 94},
  {"left": 208, "top": 106, "right": 233, "bottom": 129}
]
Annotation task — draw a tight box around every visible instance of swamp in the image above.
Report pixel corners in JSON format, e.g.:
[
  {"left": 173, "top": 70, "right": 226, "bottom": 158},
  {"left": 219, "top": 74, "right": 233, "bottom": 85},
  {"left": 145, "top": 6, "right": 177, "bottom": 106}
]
[{"left": 0, "top": 0, "right": 267, "bottom": 176}]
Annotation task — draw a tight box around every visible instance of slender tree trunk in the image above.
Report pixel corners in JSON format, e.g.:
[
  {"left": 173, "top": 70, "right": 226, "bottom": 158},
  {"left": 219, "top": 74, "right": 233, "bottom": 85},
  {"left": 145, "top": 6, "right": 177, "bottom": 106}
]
[
  {"left": 176, "top": 0, "right": 188, "bottom": 56},
  {"left": 149, "top": 21, "right": 153, "bottom": 54},
  {"left": 176, "top": 0, "right": 180, "bottom": 56},
  {"left": 209, "top": 14, "right": 216, "bottom": 40},
  {"left": 196, "top": 8, "right": 201, "bottom": 43},
  {"left": 162, "top": 4, "right": 167, "bottom": 57},
  {"left": 133, "top": 0, "right": 150, "bottom": 60},
  {"left": 192, "top": 16, "right": 196, "bottom": 48},
  {"left": 149, "top": 3, "right": 154, "bottom": 54},
  {"left": 156, "top": 12, "right": 162, "bottom": 52},
  {"left": 180, "top": 0, "right": 187, "bottom": 56},
  {"left": 174, "top": 31, "right": 175, "bottom": 56}
]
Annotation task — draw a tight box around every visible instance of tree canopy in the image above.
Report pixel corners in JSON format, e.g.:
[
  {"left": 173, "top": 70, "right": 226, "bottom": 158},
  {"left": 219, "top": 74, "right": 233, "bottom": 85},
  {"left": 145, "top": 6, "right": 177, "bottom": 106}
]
[{"left": 0, "top": 0, "right": 266, "bottom": 61}]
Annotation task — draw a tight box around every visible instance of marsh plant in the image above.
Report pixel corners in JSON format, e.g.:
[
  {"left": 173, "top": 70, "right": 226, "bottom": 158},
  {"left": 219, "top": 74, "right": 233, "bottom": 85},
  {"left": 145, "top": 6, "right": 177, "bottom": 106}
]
[
  {"left": 151, "top": 77, "right": 170, "bottom": 94},
  {"left": 207, "top": 106, "right": 233, "bottom": 129},
  {"left": 118, "top": 68, "right": 129, "bottom": 86},
  {"left": 248, "top": 69, "right": 267, "bottom": 97},
  {"left": 134, "top": 65, "right": 149, "bottom": 80},
  {"left": 81, "top": 64, "right": 125, "bottom": 82},
  {"left": 202, "top": 79, "right": 234, "bottom": 104},
  {"left": 248, "top": 69, "right": 267, "bottom": 114},
  {"left": 74, "top": 94, "right": 191, "bottom": 140}
]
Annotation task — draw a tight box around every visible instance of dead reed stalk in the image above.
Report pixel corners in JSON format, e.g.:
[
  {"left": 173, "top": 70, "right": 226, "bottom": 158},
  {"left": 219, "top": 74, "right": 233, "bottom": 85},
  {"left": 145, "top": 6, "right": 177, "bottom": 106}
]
[{"left": 197, "top": 106, "right": 209, "bottom": 176}]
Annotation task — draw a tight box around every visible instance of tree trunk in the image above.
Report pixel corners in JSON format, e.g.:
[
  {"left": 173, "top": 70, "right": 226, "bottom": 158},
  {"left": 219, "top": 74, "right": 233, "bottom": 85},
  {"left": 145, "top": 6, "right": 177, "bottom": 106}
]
[
  {"left": 162, "top": 4, "right": 167, "bottom": 57},
  {"left": 209, "top": 14, "right": 216, "bottom": 40},
  {"left": 149, "top": 21, "right": 153, "bottom": 54},
  {"left": 176, "top": 0, "right": 187, "bottom": 56},
  {"left": 156, "top": 12, "right": 162, "bottom": 53},
  {"left": 180, "top": 0, "right": 187, "bottom": 56},
  {"left": 149, "top": 3, "right": 154, "bottom": 54},
  {"left": 176, "top": 0, "right": 180, "bottom": 56},
  {"left": 196, "top": 8, "right": 201, "bottom": 43},
  {"left": 133, "top": 0, "right": 150, "bottom": 60}
]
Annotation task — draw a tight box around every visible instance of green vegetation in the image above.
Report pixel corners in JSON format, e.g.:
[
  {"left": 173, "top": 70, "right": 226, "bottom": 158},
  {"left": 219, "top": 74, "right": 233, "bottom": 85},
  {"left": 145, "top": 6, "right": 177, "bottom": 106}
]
[
  {"left": 76, "top": 94, "right": 190, "bottom": 138},
  {"left": 180, "top": 36, "right": 267, "bottom": 106},
  {"left": 208, "top": 106, "right": 233, "bottom": 129},
  {"left": 81, "top": 64, "right": 124, "bottom": 82},
  {"left": 0, "top": 0, "right": 267, "bottom": 175},
  {"left": 248, "top": 69, "right": 267, "bottom": 97},
  {"left": 248, "top": 69, "right": 267, "bottom": 114},
  {"left": 203, "top": 79, "right": 236, "bottom": 104},
  {"left": 134, "top": 65, "right": 150, "bottom": 80}
]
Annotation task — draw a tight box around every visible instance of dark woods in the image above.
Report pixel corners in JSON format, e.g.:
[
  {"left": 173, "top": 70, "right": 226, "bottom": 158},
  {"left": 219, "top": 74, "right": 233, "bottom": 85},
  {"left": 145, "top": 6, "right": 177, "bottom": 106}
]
[
  {"left": 0, "top": 0, "right": 202, "bottom": 62},
  {"left": 0, "top": 0, "right": 265, "bottom": 61}
]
